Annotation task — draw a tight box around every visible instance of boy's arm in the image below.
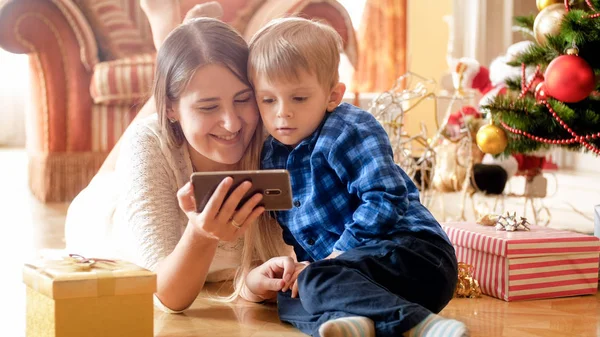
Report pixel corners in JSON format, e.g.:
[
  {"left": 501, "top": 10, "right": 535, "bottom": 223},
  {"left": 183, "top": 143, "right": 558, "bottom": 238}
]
[{"left": 327, "top": 115, "right": 411, "bottom": 252}]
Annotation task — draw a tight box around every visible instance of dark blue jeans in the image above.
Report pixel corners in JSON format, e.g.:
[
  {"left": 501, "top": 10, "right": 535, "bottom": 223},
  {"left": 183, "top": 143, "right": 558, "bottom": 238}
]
[{"left": 277, "top": 235, "right": 458, "bottom": 337}]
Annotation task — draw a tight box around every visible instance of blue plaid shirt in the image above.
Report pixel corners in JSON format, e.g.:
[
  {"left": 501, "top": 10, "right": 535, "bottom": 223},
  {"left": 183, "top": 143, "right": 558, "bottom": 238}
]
[{"left": 262, "top": 103, "right": 450, "bottom": 262}]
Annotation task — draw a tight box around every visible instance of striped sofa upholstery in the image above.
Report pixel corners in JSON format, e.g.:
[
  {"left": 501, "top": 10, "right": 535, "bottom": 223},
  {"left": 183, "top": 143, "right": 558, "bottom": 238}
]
[{"left": 0, "top": 0, "right": 358, "bottom": 202}]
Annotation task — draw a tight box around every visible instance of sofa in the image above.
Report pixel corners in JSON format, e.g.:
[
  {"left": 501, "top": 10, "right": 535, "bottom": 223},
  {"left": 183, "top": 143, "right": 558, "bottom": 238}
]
[{"left": 0, "top": 0, "right": 357, "bottom": 202}]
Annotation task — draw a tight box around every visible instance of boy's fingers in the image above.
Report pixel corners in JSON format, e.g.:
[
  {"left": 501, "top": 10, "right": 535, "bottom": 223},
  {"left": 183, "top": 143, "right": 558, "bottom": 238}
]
[
  {"left": 268, "top": 257, "right": 295, "bottom": 291},
  {"left": 292, "top": 281, "right": 299, "bottom": 298},
  {"left": 268, "top": 256, "right": 295, "bottom": 275},
  {"left": 281, "top": 257, "right": 296, "bottom": 283},
  {"left": 287, "top": 263, "right": 308, "bottom": 295},
  {"left": 264, "top": 278, "right": 285, "bottom": 292}
]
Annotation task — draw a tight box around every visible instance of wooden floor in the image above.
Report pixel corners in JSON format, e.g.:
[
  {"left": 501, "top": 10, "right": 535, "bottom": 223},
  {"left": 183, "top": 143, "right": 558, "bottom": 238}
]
[{"left": 1, "top": 147, "right": 599, "bottom": 337}]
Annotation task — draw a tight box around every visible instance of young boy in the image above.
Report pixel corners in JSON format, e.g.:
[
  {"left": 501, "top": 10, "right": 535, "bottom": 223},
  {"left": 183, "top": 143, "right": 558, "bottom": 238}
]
[{"left": 247, "top": 18, "right": 466, "bottom": 337}]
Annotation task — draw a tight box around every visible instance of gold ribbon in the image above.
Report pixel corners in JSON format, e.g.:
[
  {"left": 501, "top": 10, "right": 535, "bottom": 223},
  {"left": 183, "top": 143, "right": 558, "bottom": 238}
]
[
  {"left": 454, "top": 262, "right": 482, "bottom": 298},
  {"left": 39, "top": 254, "right": 119, "bottom": 272},
  {"left": 27, "top": 254, "right": 125, "bottom": 298}
]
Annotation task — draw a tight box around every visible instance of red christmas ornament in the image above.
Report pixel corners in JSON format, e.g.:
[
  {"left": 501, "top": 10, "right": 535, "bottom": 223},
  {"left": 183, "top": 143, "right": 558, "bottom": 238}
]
[
  {"left": 544, "top": 54, "right": 596, "bottom": 103},
  {"left": 529, "top": 77, "right": 544, "bottom": 94},
  {"left": 535, "top": 81, "right": 548, "bottom": 101}
]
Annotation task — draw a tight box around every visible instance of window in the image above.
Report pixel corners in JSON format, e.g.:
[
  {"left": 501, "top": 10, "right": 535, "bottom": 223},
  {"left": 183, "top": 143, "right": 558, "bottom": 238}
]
[{"left": 337, "top": 0, "right": 367, "bottom": 90}]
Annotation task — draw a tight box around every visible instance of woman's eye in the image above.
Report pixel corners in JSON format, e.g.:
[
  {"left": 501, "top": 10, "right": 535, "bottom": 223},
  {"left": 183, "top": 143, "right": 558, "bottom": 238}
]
[
  {"left": 234, "top": 94, "right": 253, "bottom": 103},
  {"left": 198, "top": 105, "right": 218, "bottom": 112},
  {"left": 234, "top": 97, "right": 251, "bottom": 103},
  {"left": 293, "top": 96, "right": 308, "bottom": 102}
]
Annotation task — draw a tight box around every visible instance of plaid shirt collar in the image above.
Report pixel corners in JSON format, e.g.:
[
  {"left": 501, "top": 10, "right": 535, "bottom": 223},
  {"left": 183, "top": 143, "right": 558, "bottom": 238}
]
[{"left": 263, "top": 111, "right": 332, "bottom": 159}]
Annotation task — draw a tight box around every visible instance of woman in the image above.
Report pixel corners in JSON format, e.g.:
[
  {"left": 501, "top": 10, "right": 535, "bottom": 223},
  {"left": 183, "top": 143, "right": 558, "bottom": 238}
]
[{"left": 65, "top": 18, "right": 292, "bottom": 312}]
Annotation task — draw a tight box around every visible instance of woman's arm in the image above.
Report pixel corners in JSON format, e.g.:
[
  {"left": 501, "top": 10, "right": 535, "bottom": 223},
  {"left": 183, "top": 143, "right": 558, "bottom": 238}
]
[
  {"left": 160, "top": 178, "right": 264, "bottom": 310},
  {"left": 114, "top": 120, "right": 265, "bottom": 311},
  {"left": 154, "top": 222, "right": 220, "bottom": 311},
  {"left": 113, "top": 123, "right": 220, "bottom": 311}
]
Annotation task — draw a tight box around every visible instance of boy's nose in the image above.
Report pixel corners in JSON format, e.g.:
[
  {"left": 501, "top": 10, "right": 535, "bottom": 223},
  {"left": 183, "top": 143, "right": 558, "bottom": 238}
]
[{"left": 276, "top": 104, "right": 293, "bottom": 118}]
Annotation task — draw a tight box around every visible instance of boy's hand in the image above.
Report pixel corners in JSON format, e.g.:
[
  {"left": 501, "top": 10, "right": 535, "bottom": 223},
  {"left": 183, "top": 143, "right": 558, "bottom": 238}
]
[
  {"left": 245, "top": 257, "right": 296, "bottom": 301},
  {"left": 279, "top": 251, "right": 341, "bottom": 298},
  {"left": 282, "top": 261, "right": 310, "bottom": 298}
]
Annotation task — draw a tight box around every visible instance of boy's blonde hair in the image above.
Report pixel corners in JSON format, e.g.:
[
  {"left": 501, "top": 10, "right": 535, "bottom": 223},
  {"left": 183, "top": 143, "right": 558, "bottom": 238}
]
[{"left": 248, "top": 17, "right": 342, "bottom": 90}]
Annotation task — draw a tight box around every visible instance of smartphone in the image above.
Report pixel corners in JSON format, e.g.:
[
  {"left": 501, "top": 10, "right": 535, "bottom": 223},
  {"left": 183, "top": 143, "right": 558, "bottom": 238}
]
[{"left": 191, "top": 169, "right": 293, "bottom": 213}]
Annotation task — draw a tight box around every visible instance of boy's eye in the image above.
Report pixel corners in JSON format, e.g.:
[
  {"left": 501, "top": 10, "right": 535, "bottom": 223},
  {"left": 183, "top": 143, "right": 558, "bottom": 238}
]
[
  {"left": 293, "top": 96, "right": 308, "bottom": 102},
  {"left": 262, "top": 98, "right": 275, "bottom": 104}
]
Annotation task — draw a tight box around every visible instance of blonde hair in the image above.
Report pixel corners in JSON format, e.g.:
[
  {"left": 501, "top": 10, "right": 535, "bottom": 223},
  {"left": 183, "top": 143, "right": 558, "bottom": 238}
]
[
  {"left": 152, "top": 18, "right": 288, "bottom": 301},
  {"left": 248, "top": 17, "right": 342, "bottom": 90}
]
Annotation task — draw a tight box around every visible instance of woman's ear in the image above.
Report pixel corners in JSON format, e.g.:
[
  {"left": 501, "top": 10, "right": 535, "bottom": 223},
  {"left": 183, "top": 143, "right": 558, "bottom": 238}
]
[
  {"left": 326, "top": 82, "right": 346, "bottom": 112},
  {"left": 167, "top": 101, "right": 179, "bottom": 120}
]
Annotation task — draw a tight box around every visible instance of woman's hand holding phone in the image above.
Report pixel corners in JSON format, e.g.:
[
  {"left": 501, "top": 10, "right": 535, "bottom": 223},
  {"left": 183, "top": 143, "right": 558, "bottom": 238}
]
[{"left": 176, "top": 178, "right": 265, "bottom": 242}]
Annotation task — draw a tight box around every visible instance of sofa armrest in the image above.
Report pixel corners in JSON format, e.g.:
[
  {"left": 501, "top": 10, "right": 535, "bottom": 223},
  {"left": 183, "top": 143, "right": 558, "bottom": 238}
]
[
  {"left": 0, "top": 0, "right": 99, "bottom": 70},
  {"left": 0, "top": 0, "right": 97, "bottom": 153},
  {"left": 243, "top": 0, "right": 358, "bottom": 68}
]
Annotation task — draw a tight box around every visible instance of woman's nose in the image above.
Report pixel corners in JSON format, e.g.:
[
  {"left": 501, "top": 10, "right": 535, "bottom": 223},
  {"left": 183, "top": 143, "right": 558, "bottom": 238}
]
[{"left": 220, "top": 106, "right": 242, "bottom": 131}]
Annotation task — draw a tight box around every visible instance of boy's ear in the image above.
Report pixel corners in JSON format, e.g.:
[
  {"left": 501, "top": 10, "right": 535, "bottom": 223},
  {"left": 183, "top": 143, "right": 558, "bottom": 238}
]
[{"left": 326, "top": 82, "right": 346, "bottom": 112}]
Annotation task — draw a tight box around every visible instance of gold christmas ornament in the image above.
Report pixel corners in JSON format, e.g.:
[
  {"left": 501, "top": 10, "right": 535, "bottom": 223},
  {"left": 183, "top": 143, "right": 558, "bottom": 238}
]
[
  {"left": 566, "top": 47, "right": 579, "bottom": 55},
  {"left": 533, "top": 3, "right": 566, "bottom": 45},
  {"left": 455, "top": 263, "right": 482, "bottom": 298},
  {"left": 536, "top": 0, "right": 562, "bottom": 11},
  {"left": 476, "top": 123, "right": 508, "bottom": 155}
]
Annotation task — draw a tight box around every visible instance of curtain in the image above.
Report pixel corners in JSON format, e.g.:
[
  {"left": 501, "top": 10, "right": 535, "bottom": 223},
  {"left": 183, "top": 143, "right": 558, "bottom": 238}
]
[
  {"left": 447, "top": 0, "right": 535, "bottom": 69},
  {"left": 351, "top": 0, "right": 406, "bottom": 93},
  {"left": 0, "top": 49, "right": 29, "bottom": 147}
]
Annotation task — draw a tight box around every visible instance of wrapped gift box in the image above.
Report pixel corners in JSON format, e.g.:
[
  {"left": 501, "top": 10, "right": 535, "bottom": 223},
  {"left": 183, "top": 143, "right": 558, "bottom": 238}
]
[
  {"left": 442, "top": 222, "right": 600, "bottom": 301},
  {"left": 23, "top": 256, "right": 156, "bottom": 337}
]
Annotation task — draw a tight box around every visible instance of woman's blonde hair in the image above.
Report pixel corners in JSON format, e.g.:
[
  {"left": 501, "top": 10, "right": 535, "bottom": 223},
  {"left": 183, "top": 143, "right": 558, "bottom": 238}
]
[
  {"left": 248, "top": 17, "right": 342, "bottom": 90},
  {"left": 152, "top": 18, "right": 289, "bottom": 301}
]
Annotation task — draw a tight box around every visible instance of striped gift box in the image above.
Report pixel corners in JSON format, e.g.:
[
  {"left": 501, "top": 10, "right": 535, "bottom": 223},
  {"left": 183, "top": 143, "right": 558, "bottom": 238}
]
[{"left": 442, "top": 222, "right": 600, "bottom": 301}]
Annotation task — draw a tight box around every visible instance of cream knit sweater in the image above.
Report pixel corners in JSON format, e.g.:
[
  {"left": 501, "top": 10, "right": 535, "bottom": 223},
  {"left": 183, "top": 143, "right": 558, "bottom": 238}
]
[{"left": 65, "top": 114, "right": 243, "bottom": 282}]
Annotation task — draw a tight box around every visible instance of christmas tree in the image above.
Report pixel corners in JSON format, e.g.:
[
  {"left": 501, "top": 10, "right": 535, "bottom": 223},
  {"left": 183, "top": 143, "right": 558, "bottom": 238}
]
[{"left": 481, "top": 0, "right": 600, "bottom": 156}]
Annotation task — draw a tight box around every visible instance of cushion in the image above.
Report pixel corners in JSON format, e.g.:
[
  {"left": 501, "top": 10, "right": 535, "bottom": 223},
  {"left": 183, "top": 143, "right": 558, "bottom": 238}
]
[
  {"left": 75, "top": 0, "right": 154, "bottom": 60},
  {"left": 90, "top": 53, "right": 155, "bottom": 105}
]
